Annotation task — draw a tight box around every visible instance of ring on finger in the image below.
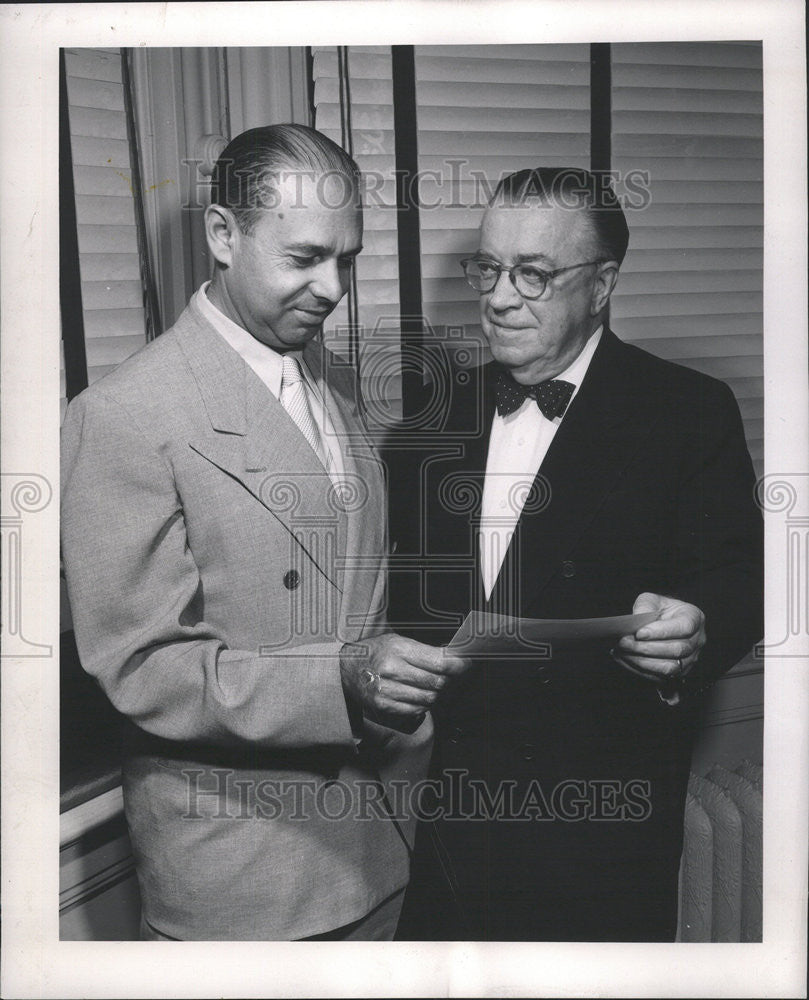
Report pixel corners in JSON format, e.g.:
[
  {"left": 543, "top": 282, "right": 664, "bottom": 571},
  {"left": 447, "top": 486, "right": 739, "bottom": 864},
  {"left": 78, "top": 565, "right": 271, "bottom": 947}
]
[{"left": 360, "top": 667, "right": 381, "bottom": 692}]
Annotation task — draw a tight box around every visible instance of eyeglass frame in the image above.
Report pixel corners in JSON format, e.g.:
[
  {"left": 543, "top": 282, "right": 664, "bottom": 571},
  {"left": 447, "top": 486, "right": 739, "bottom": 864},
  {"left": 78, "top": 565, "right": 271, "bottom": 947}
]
[{"left": 459, "top": 256, "right": 610, "bottom": 300}]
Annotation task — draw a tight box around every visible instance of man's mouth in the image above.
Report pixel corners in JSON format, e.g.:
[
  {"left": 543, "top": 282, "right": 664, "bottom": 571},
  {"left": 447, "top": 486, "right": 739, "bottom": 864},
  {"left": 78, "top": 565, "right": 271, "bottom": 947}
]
[
  {"left": 295, "top": 307, "right": 331, "bottom": 322},
  {"left": 487, "top": 319, "right": 531, "bottom": 332}
]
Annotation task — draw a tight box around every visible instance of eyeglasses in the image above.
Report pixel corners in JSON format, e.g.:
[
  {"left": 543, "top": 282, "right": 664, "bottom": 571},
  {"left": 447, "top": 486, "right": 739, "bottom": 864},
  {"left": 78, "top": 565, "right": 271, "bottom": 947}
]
[{"left": 460, "top": 257, "right": 607, "bottom": 299}]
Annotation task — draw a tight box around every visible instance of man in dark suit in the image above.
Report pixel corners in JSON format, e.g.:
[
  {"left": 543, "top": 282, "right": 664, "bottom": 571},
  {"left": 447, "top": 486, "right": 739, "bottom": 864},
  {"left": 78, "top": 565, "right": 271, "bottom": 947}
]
[{"left": 389, "top": 167, "right": 763, "bottom": 941}]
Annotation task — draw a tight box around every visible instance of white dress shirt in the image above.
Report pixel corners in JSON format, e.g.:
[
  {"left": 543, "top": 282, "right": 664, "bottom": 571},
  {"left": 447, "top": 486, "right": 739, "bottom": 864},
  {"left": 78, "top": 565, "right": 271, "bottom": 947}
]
[
  {"left": 480, "top": 326, "right": 603, "bottom": 599},
  {"left": 195, "top": 282, "right": 345, "bottom": 483}
]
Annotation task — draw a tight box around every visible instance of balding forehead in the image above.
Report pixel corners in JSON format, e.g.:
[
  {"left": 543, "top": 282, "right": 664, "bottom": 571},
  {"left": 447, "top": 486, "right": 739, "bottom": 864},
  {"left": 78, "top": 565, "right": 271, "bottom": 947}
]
[
  {"left": 480, "top": 201, "right": 597, "bottom": 259},
  {"left": 250, "top": 168, "right": 362, "bottom": 213}
]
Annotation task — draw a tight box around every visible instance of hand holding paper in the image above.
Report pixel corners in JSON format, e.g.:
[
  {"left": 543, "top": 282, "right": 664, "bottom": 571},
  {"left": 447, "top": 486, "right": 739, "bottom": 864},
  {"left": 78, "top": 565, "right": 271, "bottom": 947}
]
[
  {"left": 447, "top": 608, "right": 660, "bottom": 656},
  {"left": 340, "top": 633, "right": 472, "bottom": 733},
  {"left": 611, "top": 592, "right": 706, "bottom": 690}
]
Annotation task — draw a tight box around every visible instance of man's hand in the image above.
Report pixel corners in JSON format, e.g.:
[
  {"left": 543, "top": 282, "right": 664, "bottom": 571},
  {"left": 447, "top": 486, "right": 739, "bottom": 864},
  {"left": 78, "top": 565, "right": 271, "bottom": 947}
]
[
  {"left": 612, "top": 593, "right": 706, "bottom": 693},
  {"left": 340, "top": 634, "right": 472, "bottom": 733}
]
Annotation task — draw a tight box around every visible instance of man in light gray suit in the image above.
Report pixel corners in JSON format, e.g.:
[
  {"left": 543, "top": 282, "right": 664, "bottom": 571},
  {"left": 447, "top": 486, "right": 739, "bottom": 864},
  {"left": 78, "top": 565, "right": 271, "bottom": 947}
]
[{"left": 61, "top": 124, "right": 468, "bottom": 940}]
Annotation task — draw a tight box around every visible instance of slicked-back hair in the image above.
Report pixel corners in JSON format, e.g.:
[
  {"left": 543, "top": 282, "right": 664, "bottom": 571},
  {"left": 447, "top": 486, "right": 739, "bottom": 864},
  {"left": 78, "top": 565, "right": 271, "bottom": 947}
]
[
  {"left": 210, "top": 123, "right": 362, "bottom": 234},
  {"left": 492, "top": 167, "right": 630, "bottom": 265}
]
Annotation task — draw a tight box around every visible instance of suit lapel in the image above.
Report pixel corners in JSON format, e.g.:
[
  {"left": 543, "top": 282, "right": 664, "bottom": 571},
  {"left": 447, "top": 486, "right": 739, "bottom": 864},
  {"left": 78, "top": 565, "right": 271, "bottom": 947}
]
[
  {"left": 432, "top": 365, "right": 495, "bottom": 615},
  {"left": 490, "top": 330, "right": 663, "bottom": 613},
  {"left": 175, "top": 305, "right": 346, "bottom": 591},
  {"left": 469, "top": 371, "right": 496, "bottom": 612},
  {"left": 304, "top": 339, "right": 387, "bottom": 624}
]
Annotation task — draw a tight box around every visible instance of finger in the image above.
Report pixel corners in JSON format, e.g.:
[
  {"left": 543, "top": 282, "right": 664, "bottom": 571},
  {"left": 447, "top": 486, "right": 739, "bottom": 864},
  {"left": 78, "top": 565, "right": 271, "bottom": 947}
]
[
  {"left": 616, "top": 637, "right": 696, "bottom": 659},
  {"left": 376, "top": 660, "right": 450, "bottom": 692},
  {"left": 399, "top": 640, "right": 471, "bottom": 675},
  {"left": 374, "top": 680, "right": 439, "bottom": 711},
  {"left": 611, "top": 650, "right": 690, "bottom": 681},
  {"left": 393, "top": 637, "right": 451, "bottom": 671},
  {"left": 632, "top": 591, "right": 663, "bottom": 616},
  {"left": 633, "top": 615, "right": 701, "bottom": 641},
  {"left": 378, "top": 679, "right": 439, "bottom": 708},
  {"left": 436, "top": 650, "right": 472, "bottom": 675}
]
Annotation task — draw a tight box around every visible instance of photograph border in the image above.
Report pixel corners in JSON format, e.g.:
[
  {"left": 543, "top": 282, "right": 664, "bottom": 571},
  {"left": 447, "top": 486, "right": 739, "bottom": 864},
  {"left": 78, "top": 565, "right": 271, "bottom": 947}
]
[{"left": 1, "top": 2, "right": 807, "bottom": 997}]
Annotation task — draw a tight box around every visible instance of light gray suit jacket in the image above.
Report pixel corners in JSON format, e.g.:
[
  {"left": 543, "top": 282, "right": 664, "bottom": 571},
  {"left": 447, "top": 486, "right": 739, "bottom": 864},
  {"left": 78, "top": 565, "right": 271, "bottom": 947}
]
[{"left": 61, "top": 295, "right": 432, "bottom": 939}]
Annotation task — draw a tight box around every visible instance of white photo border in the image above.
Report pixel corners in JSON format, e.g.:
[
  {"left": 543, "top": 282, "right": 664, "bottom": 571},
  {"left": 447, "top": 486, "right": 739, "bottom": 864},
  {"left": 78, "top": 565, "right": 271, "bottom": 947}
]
[{"left": 1, "top": 1, "right": 806, "bottom": 997}]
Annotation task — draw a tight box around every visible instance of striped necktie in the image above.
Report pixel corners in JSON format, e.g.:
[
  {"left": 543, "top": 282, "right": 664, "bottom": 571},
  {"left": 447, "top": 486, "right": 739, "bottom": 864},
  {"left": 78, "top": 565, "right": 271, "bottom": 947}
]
[{"left": 280, "top": 355, "right": 332, "bottom": 475}]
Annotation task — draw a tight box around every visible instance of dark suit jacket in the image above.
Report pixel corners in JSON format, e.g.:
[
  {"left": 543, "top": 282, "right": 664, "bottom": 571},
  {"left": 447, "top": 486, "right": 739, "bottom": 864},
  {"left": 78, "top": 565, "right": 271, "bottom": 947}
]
[{"left": 387, "top": 328, "right": 763, "bottom": 941}]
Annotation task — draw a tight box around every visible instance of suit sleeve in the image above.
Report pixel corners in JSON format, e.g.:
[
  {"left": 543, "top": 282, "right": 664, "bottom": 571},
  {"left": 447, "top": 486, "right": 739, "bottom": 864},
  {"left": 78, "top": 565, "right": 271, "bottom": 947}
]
[
  {"left": 61, "top": 388, "right": 358, "bottom": 751},
  {"left": 674, "top": 379, "right": 763, "bottom": 689}
]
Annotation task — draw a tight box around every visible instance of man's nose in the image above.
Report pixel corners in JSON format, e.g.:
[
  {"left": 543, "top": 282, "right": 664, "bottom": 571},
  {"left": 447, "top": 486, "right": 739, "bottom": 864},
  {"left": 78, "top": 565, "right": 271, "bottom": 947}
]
[
  {"left": 311, "top": 260, "right": 347, "bottom": 304},
  {"left": 486, "top": 268, "right": 522, "bottom": 311}
]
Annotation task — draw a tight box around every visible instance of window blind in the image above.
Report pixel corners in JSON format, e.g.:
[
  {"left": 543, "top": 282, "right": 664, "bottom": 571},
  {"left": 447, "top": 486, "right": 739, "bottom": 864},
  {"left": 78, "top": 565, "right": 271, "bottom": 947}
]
[
  {"left": 312, "top": 46, "right": 403, "bottom": 406},
  {"left": 64, "top": 48, "right": 148, "bottom": 393},
  {"left": 610, "top": 42, "right": 763, "bottom": 475},
  {"left": 413, "top": 44, "right": 592, "bottom": 360},
  {"left": 307, "top": 42, "right": 763, "bottom": 469}
]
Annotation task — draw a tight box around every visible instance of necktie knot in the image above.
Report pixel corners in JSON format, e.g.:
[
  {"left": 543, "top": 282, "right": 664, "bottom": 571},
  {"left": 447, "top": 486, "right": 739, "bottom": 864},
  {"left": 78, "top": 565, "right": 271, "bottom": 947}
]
[
  {"left": 493, "top": 369, "right": 575, "bottom": 420},
  {"left": 281, "top": 354, "right": 304, "bottom": 388}
]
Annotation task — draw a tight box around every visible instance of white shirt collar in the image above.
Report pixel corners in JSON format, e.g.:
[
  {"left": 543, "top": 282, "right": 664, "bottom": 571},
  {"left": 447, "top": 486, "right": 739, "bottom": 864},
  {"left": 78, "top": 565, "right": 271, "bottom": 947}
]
[
  {"left": 194, "top": 281, "right": 287, "bottom": 398},
  {"left": 554, "top": 324, "right": 603, "bottom": 396},
  {"left": 495, "top": 325, "right": 603, "bottom": 422}
]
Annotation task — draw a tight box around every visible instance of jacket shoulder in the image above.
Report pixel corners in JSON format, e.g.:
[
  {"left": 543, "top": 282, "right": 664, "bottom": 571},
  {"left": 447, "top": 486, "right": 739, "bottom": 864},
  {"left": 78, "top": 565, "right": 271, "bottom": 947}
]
[
  {"left": 64, "top": 310, "right": 200, "bottom": 419},
  {"left": 607, "top": 331, "right": 737, "bottom": 408}
]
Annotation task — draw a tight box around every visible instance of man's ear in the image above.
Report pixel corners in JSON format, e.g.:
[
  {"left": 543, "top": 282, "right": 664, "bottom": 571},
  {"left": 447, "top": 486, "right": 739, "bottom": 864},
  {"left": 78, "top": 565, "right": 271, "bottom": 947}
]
[
  {"left": 590, "top": 260, "right": 619, "bottom": 316},
  {"left": 205, "top": 204, "right": 239, "bottom": 267}
]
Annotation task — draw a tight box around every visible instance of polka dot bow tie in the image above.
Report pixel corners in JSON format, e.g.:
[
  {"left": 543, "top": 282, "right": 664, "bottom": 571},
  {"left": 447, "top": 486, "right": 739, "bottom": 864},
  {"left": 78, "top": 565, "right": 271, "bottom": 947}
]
[{"left": 493, "top": 370, "right": 576, "bottom": 419}]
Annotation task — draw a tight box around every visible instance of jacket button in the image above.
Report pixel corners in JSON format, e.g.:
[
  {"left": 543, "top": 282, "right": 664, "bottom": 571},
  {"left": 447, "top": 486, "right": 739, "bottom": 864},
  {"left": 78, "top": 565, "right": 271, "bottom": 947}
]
[
  {"left": 562, "top": 560, "right": 576, "bottom": 578},
  {"left": 448, "top": 726, "right": 464, "bottom": 744},
  {"left": 536, "top": 665, "right": 551, "bottom": 685},
  {"left": 283, "top": 569, "right": 300, "bottom": 590},
  {"left": 518, "top": 742, "right": 536, "bottom": 761}
]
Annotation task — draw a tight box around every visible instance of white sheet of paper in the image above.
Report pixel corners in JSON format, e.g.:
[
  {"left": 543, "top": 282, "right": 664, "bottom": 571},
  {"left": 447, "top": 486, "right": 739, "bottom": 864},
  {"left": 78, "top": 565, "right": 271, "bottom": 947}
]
[{"left": 447, "top": 610, "right": 659, "bottom": 655}]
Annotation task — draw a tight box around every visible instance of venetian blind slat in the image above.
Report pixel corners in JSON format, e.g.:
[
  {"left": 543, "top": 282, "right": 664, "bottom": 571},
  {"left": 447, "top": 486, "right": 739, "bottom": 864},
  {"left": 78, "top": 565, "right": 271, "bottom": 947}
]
[
  {"left": 72, "top": 164, "right": 134, "bottom": 197},
  {"left": 74, "top": 195, "right": 137, "bottom": 226},
  {"left": 65, "top": 75, "right": 126, "bottom": 112},
  {"left": 69, "top": 106, "right": 129, "bottom": 141},
  {"left": 621, "top": 247, "right": 762, "bottom": 272},
  {"left": 612, "top": 88, "right": 762, "bottom": 115},
  {"left": 79, "top": 253, "right": 142, "bottom": 282},
  {"left": 615, "top": 314, "right": 761, "bottom": 341},
  {"left": 81, "top": 280, "right": 144, "bottom": 311},
  {"left": 85, "top": 335, "right": 148, "bottom": 369}
]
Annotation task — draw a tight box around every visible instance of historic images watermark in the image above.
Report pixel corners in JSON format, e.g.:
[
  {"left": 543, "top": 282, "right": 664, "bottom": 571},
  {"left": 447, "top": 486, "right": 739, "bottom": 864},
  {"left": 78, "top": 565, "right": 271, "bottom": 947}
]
[
  {"left": 754, "top": 473, "right": 809, "bottom": 657},
  {"left": 180, "top": 159, "right": 654, "bottom": 214},
  {"left": 177, "top": 767, "right": 653, "bottom": 824},
  {"left": 1, "top": 474, "right": 53, "bottom": 657}
]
